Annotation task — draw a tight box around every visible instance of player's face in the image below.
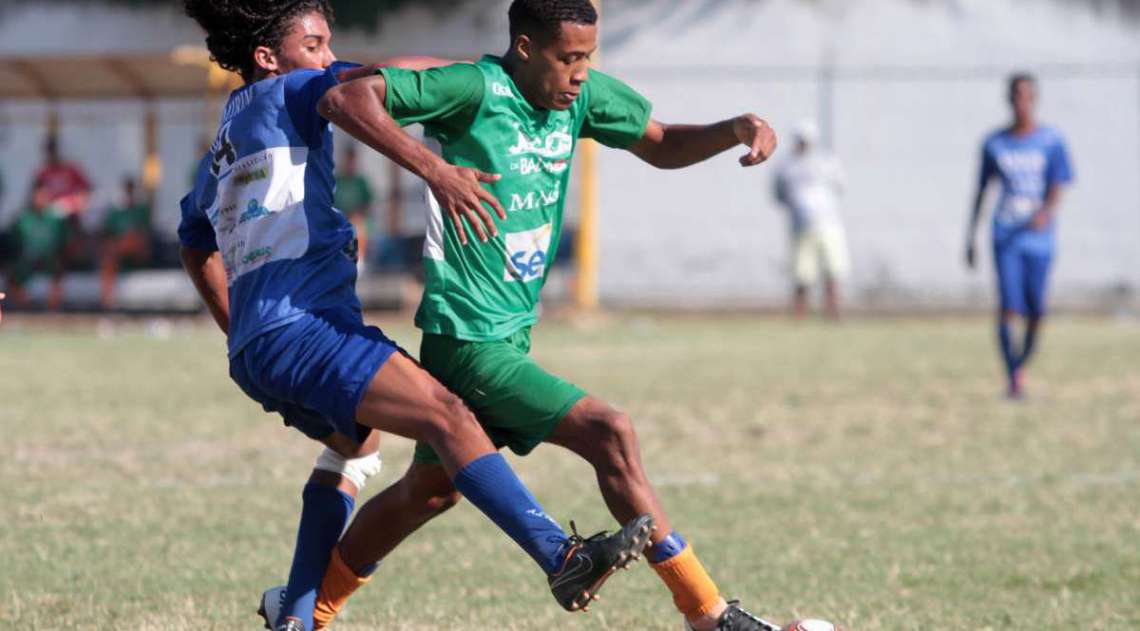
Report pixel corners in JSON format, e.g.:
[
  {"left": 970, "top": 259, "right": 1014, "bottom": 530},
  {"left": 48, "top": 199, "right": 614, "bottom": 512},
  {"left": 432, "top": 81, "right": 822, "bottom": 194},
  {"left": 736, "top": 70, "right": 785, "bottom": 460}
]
[
  {"left": 256, "top": 11, "right": 336, "bottom": 78},
  {"left": 1010, "top": 80, "right": 1037, "bottom": 124},
  {"left": 524, "top": 22, "right": 598, "bottom": 111}
]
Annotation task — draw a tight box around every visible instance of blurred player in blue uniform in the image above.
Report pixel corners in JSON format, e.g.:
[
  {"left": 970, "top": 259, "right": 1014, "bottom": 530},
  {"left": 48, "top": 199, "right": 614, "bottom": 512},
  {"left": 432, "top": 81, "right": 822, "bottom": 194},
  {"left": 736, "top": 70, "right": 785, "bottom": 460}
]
[{"left": 966, "top": 73, "right": 1074, "bottom": 398}]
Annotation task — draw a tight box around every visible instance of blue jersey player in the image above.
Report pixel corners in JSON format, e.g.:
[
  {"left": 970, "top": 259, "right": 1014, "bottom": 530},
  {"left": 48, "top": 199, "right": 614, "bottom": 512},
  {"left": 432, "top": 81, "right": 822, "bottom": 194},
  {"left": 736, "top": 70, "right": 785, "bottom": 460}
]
[
  {"left": 966, "top": 73, "right": 1074, "bottom": 398},
  {"left": 179, "top": 2, "right": 653, "bottom": 630}
]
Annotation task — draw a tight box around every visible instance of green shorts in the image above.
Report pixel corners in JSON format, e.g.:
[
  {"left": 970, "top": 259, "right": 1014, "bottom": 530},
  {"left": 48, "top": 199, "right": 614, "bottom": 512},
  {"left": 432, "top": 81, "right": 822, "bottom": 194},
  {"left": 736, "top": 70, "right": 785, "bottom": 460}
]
[{"left": 414, "top": 327, "right": 586, "bottom": 464}]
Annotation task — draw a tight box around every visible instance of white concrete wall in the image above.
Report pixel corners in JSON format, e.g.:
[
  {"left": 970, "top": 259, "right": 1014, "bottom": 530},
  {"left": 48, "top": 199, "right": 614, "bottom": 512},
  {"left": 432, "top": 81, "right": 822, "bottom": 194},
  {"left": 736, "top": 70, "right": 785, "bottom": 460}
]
[{"left": 2, "top": 0, "right": 1137, "bottom": 310}]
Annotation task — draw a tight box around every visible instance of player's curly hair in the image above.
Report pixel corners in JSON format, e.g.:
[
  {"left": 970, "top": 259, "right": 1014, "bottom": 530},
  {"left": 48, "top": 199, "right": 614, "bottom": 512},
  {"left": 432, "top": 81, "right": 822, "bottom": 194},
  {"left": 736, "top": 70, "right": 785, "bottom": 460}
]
[
  {"left": 183, "top": 0, "right": 334, "bottom": 82},
  {"left": 508, "top": 0, "right": 598, "bottom": 44}
]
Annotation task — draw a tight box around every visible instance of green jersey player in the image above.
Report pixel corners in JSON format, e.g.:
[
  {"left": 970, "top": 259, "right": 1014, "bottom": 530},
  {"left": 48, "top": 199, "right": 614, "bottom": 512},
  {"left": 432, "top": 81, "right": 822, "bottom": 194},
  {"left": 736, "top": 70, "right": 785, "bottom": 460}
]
[{"left": 265, "top": 2, "right": 794, "bottom": 630}]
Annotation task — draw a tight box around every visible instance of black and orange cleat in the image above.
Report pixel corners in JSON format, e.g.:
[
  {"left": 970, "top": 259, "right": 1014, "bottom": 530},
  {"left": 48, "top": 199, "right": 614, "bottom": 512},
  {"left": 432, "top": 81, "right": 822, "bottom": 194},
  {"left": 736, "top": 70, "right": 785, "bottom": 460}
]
[
  {"left": 684, "top": 600, "right": 783, "bottom": 631},
  {"left": 548, "top": 514, "right": 655, "bottom": 612}
]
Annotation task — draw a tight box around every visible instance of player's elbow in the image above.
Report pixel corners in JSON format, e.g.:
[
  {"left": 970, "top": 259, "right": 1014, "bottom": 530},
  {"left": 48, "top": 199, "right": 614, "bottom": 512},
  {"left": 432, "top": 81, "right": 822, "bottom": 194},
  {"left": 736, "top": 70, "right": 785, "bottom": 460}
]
[
  {"left": 317, "top": 86, "right": 348, "bottom": 123},
  {"left": 631, "top": 143, "right": 680, "bottom": 170},
  {"left": 179, "top": 245, "right": 206, "bottom": 272},
  {"left": 319, "top": 75, "right": 387, "bottom": 123}
]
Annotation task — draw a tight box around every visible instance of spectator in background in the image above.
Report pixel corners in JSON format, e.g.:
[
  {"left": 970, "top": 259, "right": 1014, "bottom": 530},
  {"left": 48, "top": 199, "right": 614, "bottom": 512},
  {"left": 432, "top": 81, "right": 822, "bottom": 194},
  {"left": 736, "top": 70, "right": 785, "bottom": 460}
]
[
  {"left": 32, "top": 135, "right": 92, "bottom": 272},
  {"left": 99, "top": 176, "right": 153, "bottom": 309},
  {"left": 7, "top": 187, "right": 68, "bottom": 310},
  {"left": 966, "top": 73, "right": 1073, "bottom": 399},
  {"left": 334, "top": 145, "right": 374, "bottom": 271},
  {"left": 32, "top": 135, "right": 92, "bottom": 218},
  {"left": 773, "top": 120, "right": 849, "bottom": 319}
]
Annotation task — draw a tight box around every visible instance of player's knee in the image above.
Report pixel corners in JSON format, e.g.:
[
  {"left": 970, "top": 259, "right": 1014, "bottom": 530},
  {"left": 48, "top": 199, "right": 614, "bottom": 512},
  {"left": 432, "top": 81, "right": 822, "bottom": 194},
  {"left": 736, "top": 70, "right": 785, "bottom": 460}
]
[
  {"left": 589, "top": 411, "right": 639, "bottom": 469},
  {"left": 398, "top": 473, "right": 461, "bottom": 519},
  {"left": 424, "top": 490, "right": 462, "bottom": 515},
  {"left": 424, "top": 390, "right": 479, "bottom": 445},
  {"left": 313, "top": 447, "right": 383, "bottom": 492}
]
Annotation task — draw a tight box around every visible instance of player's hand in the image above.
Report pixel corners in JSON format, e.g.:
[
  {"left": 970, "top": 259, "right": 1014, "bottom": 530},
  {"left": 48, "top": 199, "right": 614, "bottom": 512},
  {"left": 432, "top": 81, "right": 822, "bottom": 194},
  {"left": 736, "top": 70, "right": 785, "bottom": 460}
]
[
  {"left": 964, "top": 242, "right": 977, "bottom": 270},
  {"left": 425, "top": 164, "right": 507, "bottom": 245},
  {"left": 1030, "top": 209, "right": 1053, "bottom": 231},
  {"left": 733, "top": 114, "right": 778, "bottom": 167}
]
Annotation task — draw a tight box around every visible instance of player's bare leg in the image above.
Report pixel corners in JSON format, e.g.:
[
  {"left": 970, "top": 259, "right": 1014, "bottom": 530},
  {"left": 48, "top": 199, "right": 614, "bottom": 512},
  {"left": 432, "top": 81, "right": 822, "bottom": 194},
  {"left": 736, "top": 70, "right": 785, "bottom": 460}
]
[
  {"left": 352, "top": 353, "right": 492, "bottom": 473},
  {"left": 793, "top": 285, "right": 809, "bottom": 319},
  {"left": 823, "top": 276, "right": 841, "bottom": 321},
  {"left": 337, "top": 462, "right": 460, "bottom": 575},
  {"left": 547, "top": 396, "right": 733, "bottom": 631},
  {"left": 305, "top": 452, "right": 653, "bottom": 626},
  {"left": 270, "top": 356, "right": 653, "bottom": 629},
  {"left": 998, "top": 309, "right": 1024, "bottom": 398}
]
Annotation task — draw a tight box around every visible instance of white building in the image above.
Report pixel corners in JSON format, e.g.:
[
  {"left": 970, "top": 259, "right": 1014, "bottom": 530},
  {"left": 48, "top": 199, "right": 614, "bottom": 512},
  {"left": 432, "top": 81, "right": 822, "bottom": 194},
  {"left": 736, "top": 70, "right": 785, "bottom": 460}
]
[{"left": 2, "top": 0, "right": 1137, "bottom": 311}]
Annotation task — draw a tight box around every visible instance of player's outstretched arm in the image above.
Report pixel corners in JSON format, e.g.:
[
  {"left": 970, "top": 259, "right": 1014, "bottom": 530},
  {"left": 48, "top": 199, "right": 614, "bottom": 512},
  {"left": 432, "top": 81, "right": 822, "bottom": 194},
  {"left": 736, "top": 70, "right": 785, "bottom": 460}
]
[
  {"left": 628, "top": 114, "right": 777, "bottom": 170},
  {"left": 0, "top": 292, "right": 5, "bottom": 325},
  {"left": 335, "top": 57, "right": 465, "bottom": 83},
  {"left": 179, "top": 246, "right": 230, "bottom": 334},
  {"left": 318, "top": 75, "right": 506, "bottom": 244}
]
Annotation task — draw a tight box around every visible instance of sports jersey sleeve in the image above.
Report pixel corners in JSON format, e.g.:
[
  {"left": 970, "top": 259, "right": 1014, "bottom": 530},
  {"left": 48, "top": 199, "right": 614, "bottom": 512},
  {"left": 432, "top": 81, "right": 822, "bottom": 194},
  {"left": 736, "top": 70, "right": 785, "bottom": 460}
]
[
  {"left": 177, "top": 155, "right": 217, "bottom": 252},
  {"left": 1047, "top": 136, "right": 1074, "bottom": 186},
  {"left": 284, "top": 62, "right": 358, "bottom": 148},
  {"left": 377, "top": 63, "right": 484, "bottom": 135},
  {"left": 581, "top": 70, "right": 653, "bottom": 149}
]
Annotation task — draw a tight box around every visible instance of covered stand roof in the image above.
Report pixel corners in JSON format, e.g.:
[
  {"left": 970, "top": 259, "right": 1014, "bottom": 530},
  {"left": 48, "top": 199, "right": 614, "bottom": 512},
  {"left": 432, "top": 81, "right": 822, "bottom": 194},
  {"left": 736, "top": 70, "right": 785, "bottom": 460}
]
[{"left": 0, "top": 48, "right": 394, "bottom": 101}]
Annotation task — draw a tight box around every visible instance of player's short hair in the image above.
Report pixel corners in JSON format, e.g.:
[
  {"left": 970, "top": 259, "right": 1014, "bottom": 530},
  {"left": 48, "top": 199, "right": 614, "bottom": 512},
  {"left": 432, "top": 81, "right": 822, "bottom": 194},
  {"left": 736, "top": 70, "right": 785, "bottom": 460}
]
[
  {"left": 508, "top": 0, "right": 598, "bottom": 45},
  {"left": 1008, "top": 72, "right": 1038, "bottom": 100},
  {"left": 183, "top": 0, "right": 334, "bottom": 82}
]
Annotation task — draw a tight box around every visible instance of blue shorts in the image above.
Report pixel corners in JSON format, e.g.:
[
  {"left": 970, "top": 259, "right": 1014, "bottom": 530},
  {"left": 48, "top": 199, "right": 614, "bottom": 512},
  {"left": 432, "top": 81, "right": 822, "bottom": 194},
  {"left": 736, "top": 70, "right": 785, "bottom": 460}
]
[
  {"left": 994, "top": 242, "right": 1054, "bottom": 318},
  {"left": 229, "top": 308, "right": 400, "bottom": 441}
]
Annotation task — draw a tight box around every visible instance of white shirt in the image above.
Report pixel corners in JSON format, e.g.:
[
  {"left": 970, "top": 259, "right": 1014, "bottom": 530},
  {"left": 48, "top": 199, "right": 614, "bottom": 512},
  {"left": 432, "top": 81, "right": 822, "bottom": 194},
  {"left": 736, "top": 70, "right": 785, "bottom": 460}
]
[{"left": 774, "top": 149, "right": 845, "bottom": 234}]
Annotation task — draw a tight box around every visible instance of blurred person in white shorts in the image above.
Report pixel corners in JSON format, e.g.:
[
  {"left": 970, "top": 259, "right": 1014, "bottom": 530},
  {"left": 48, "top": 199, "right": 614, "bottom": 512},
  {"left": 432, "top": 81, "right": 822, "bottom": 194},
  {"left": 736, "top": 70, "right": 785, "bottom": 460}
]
[{"left": 774, "top": 120, "right": 849, "bottom": 319}]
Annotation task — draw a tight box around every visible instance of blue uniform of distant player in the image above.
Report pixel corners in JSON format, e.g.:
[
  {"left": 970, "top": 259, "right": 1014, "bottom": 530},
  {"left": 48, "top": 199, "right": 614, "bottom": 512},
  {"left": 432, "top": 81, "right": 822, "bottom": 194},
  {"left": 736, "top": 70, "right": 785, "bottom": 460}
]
[
  {"left": 980, "top": 125, "right": 1073, "bottom": 317},
  {"left": 968, "top": 73, "right": 1074, "bottom": 398}
]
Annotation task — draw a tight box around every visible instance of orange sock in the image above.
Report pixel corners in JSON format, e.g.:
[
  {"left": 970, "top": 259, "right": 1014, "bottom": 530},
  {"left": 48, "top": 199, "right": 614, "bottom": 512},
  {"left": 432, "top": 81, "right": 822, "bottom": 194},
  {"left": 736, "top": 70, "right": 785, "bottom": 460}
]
[
  {"left": 312, "top": 548, "right": 371, "bottom": 630},
  {"left": 651, "top": 545, "right": 723, "bottom": 620}
]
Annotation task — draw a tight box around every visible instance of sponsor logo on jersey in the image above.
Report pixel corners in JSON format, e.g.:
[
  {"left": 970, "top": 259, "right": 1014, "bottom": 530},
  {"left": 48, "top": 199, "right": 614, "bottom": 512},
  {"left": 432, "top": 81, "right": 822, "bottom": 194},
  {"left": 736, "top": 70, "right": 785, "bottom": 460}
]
[
  {"left": 508, "top": 184, "right": 561, "bottom": 212},
  {"left": 491, "top": 82, "right": 514, "bottom": 98},
  {"left": 508, "top": 125, "right": 572, "bottom": 175},
  {"left": 997, "top": 150, "right": 1046, "bottom": 174},
  {"left": 503, "top": 223, "right": 553, "bottom": 282},
  {"left": 241, "top": 246, "right": 273, "bottom": 266},
  {"left": 233, "top": 165, "right": 269, "bottom": 187},
  {"left": 238, "top": 199, "right": 271, "bottom": 225}
]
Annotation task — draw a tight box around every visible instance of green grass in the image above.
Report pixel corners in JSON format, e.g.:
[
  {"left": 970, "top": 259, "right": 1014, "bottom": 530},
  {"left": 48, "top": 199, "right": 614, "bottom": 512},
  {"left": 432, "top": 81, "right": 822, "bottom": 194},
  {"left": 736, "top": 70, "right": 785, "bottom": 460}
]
[{"left": 2, "top": 315, "right": 1138, "bottom": 630}]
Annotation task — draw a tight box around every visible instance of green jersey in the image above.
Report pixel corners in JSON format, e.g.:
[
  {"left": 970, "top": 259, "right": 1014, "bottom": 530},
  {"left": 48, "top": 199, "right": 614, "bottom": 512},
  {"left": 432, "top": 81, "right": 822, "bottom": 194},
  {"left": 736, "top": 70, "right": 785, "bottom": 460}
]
[
  {"left": 104, "top": 203, "right": 150, "bottom": 237},
  {"left": 334, "top": 173, "right": 373, "bottom": 218},
  {"left": 380, "top": 56, "right": 652, "bottom": 340}
]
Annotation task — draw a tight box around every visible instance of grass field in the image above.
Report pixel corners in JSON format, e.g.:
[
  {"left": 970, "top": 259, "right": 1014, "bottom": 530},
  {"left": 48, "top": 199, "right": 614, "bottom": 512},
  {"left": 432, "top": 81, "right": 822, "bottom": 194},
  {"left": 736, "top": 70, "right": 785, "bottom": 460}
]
[{"left": 2, "top": 314, "right": 1139, "bottom": 630}]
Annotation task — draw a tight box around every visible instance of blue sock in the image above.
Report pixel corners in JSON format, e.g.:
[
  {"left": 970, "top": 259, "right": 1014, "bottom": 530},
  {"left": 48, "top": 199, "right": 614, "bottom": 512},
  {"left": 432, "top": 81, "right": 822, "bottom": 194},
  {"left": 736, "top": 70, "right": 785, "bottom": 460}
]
[
  {"left": 279, "top": 483, "right": 355, "bottom": 628},
  {"left": 997, "top": 321, "right": 1018, "bottom": 380},
  {"left": 648, "top": 531, "right": 688, "bottom": 564},
  {"left": 452, "top": 453, "right": 568, "bottom": 574}
]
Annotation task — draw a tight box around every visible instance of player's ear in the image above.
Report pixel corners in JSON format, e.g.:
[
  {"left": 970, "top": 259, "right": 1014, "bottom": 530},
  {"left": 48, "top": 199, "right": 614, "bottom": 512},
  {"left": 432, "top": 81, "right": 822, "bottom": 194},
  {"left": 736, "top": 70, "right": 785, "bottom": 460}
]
[
  {"left": 514, "top": 34, "right": 533, "bottom": 63},
  {"left": 253, "top": 45, "right": 280, "bottom": 75}
]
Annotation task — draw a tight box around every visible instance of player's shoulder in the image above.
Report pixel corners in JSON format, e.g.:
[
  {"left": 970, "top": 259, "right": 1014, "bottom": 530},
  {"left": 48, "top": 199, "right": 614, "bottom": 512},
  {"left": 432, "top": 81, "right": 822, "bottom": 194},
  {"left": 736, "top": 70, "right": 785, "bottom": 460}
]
[
  {"left": 1034, "top": 124, "right": 1069, "bottom": 147},
  {"left": 982, "top": 126, "right": 1010, "bottom": 148}
]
